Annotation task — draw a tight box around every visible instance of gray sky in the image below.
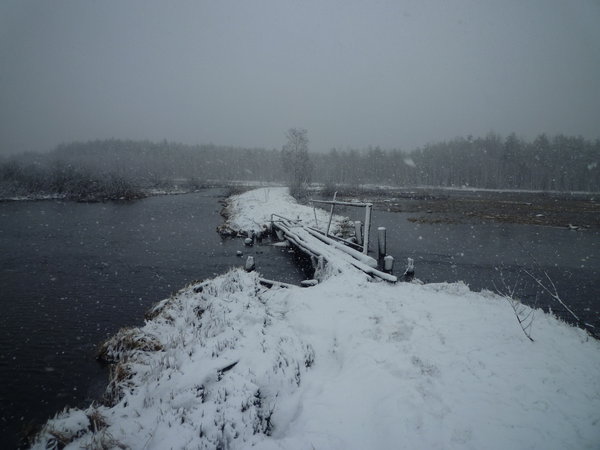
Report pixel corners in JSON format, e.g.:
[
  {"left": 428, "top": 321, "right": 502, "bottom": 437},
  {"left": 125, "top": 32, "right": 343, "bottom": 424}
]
[{"left": 1, "top": 0, "right": 599, "bottom": 155}]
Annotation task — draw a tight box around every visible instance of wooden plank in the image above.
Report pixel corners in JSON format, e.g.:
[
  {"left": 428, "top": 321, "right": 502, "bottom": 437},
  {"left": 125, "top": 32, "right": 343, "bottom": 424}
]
[
  {"left": 272, "top": 219, "right": 397, "bottom": 283},
  {"left": 303, "top": 227, "right": 378, "bottom": 268},
  {"left": 311, "top": 199, "right": 373, "bottom": 207}
]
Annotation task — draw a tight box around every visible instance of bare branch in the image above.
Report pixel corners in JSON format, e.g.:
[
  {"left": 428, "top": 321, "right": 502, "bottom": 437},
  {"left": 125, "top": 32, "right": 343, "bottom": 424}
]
[
  {"left": 493, "top": 274, "right": 535, "bottom": 342},
  {"left": 521, "top": 267, "right": 580, "bottom": 323}
]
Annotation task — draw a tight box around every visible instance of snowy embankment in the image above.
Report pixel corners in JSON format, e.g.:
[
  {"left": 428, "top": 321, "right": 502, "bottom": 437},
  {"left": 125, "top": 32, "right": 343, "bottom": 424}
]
[
  {"left": 33, "top": 188, "right": 600, "bottom": 449},
  {"left": 219, "top": 186, "right": 350, "bottom": 237}
]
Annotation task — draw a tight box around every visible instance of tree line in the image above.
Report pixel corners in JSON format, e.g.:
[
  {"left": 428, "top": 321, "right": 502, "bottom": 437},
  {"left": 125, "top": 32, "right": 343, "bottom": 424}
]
[
  {"left": 315, "top": 133, "right": 599, "bottom": 192},
  {"left": 0, "top": 132, "right": 598, "bottom": 200},
  {"left": 0, "top": 140, "right": 283, "bottom": 200}
]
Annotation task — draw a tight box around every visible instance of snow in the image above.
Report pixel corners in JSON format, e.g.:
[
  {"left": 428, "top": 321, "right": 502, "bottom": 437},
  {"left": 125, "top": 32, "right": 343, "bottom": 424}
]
[
  {"left": 32, "top": 188, "right": 600, "bottom": 449},
  {"left": 222, "top": 187, "right": 349, "bottom": 236}
]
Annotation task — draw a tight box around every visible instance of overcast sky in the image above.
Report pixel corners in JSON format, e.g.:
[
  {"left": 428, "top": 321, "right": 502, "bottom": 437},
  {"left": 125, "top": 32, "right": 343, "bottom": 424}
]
[{"left": 1, "top": 0, "right": 599, "bottom": 155}]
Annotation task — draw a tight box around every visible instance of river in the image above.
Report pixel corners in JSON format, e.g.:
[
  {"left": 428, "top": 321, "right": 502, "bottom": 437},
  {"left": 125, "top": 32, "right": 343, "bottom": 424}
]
[
  {"left": 1, "top": 188, "right": 598, "bottom": 448},
  {"left": 359, "top": 208, "right": 598, "bottom": 331},
  {"left": 0, "top": 188, "right": 308, "bottom": 449}
]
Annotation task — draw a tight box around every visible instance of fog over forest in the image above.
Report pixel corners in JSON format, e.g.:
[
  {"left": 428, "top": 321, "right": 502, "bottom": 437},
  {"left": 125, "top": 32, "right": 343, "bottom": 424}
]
[
  {"left": 1, "top": 133, "right": 598, "bottom": 201},
  {"left": 1, "top": 1, "right": 599, "bottom": 198}
]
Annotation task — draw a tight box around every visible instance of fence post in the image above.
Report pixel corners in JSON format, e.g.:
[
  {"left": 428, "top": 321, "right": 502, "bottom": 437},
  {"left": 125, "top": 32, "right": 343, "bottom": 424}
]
[
  {"left": 326, "top": 192, "right": 337, "bottom": 237},
  {"left": 363, "top": 204, "right": 372, "bottom": 254},
  {"left": 377, "top": 227, "right": 386, "bottom": 259},
  {"left": 384, "top": 255, "right": 394, "bottom": 274},
  {"left": 354, "top": 221, "right": 363, "bottom": 246}
]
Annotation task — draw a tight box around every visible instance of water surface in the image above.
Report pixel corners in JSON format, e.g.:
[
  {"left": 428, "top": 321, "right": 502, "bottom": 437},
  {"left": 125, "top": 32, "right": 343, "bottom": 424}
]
[
  {"left": 0, "top": 189, "right": 307, "bottom": 448},
  {"left": 371, "top": 209, "right": 599, "bottom": 329}
]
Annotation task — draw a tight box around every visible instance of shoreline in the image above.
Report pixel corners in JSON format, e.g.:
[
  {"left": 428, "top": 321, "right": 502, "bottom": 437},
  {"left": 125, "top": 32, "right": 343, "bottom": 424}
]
[
  {"left": 3, "top": 182, "right": 598, "bottom": 230},
  {"left": 320, "top": 186, "right": 599, "bottom": 229}
]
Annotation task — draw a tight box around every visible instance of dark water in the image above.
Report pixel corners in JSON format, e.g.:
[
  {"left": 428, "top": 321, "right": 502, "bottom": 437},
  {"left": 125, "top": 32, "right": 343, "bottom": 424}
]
[
  {"left": 369, "top": 209, "right": 599, "bottom": 330},
  {"left": 0, "top": 189, "right": 308, "bottom": 449}
]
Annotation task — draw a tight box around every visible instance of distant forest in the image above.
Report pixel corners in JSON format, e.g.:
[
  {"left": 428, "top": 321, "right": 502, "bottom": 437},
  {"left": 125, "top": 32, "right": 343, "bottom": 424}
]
[
  {"left": 1, "top": 133, "right": 598, "bottom": 200},
  {"left": 317, "top": 133, "right": 599, "bottom": 192}
]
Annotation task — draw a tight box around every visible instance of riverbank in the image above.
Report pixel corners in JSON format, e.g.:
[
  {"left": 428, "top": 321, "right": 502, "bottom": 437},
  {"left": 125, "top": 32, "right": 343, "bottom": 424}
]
[
  {"left": 31, "top": 188, "right": 600, "bottom": 449},
  {"left": 323, "top": 185, "right": 600, "bottom": 229},
  {"left": 1, "top": 189, "right": 319, "bottom": 449},
  {"left": 5, "top": 181, "right": 598, "bottom": 230},
  {"left": 0, "top": 180, "right": 285, "bottom": 203}
]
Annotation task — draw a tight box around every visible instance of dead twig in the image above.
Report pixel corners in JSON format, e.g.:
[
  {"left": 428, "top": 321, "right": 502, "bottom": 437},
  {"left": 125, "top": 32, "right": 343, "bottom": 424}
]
[{"left": 494, "top": 269, "right": 536, "bottom": 342}]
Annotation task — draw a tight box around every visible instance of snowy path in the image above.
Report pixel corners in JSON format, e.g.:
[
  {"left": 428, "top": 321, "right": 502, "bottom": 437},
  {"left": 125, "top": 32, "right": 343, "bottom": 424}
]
[{"left": 221, "top": 186, "right": 350, "bottom": 236}]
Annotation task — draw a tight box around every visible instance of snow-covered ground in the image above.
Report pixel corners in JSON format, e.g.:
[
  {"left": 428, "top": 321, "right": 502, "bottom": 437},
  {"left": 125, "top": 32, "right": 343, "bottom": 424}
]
[
  {"left": 221, "top": 186, "right": 350, "bottom": 236},
  {"left": 32, "top": 188, "right": 600, "bottom": 449}
]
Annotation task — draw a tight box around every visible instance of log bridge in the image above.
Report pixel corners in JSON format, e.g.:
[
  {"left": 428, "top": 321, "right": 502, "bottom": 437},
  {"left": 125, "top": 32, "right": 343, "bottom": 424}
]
[{"left": 270, "top": 209, "right": 398, "bottom": 283}]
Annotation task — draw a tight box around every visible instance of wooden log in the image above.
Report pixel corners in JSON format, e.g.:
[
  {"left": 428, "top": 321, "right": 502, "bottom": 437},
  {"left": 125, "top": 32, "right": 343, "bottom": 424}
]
[
  {"left": 311, "top": 199, "right": 373, "bottom": 207},
  {"left": 259, "top": 278, "right": 296, "bottom": 289},
  {"left": 274, "top": 221, "right": 321, "bottom": 259},
  {"left": 303, "top": 227, "right": 378, "bottom": 268},
  {"left": 273, "top": 220, "right": 397, "bottom": 283}
]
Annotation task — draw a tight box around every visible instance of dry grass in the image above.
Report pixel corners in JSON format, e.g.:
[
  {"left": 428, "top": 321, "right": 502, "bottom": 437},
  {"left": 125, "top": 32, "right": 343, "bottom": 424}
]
[
  {"left": 144, "top": 298, "right": 171, "bottom": 321},
  {"left": 30, "top": 406, "right": 127, "bottom": 449},
  {"left": 103, "top": 363, "right": 134, "bottom": 406},
  {"left": 97, "top": 327, "right": 163, "bottom": 364}
]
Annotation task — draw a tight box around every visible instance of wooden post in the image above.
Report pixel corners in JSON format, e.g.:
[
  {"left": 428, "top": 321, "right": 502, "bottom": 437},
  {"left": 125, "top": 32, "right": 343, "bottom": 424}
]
[
  {"left": 403, "top": 257, "right": 414, "bottom": 281},
  {"left": 384, "top": 255, "right": 394, "bottom": 274},
  {"left": 245, "top": 256, "right": 255, "bottom": 272},
  {"left": 272, "top": 219, "right": 397, "bottom": 283},
  {"left": 317, "top": 255, "right": 325, "bottom": 272},
  {"left": 326, "top": 192, "right": 337, "bottom": 237},
  {"left": 363, "top": 204, "right": 372, "bottom": 254},
  {"left": 377, "top": 227, "right": 386, "bottom": 259},
  {"left": 354, "top": 221, "right": 363, "bottom": 246}
]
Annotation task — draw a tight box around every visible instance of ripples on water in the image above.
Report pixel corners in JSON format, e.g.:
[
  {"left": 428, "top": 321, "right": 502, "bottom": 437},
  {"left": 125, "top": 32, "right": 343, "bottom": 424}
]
[{"left": 0, "top": 189, "right": 308, "bottom": 448}]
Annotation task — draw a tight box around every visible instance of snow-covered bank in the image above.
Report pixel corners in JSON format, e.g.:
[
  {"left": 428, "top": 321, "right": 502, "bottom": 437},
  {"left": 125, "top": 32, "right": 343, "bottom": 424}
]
[
  {"left": 32, "top": 188, "right": 600, "bottom": 449},
  {"left": 220, "top": 186, "right": 350, "bottom": 236}
]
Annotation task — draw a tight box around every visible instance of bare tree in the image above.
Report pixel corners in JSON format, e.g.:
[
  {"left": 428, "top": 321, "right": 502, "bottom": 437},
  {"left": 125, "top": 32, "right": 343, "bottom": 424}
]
[{"left": 281, "top": 128, "right": 313, "bottom": 198}]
